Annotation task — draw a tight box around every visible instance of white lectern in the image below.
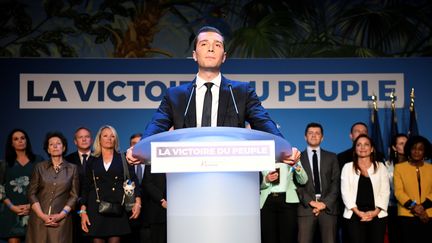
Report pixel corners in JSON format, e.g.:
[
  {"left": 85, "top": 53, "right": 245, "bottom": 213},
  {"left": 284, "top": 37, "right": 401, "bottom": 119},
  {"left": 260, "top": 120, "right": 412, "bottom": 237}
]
[{"left": 133, "top": 127, "right": 291, "bottom": 243}]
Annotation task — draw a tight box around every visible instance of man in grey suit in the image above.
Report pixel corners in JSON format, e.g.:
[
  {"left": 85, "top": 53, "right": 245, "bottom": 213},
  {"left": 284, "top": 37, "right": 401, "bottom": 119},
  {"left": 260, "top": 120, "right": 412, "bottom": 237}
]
[{"left": 296, "top": 122, "right": 340, "bottom": 243}]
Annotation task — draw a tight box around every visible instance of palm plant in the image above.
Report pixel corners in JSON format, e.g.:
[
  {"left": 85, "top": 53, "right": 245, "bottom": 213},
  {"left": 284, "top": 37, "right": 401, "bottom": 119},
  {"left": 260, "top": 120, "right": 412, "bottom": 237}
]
[{"left": 226, "top": 0, "right": 432, "bottom": 58}]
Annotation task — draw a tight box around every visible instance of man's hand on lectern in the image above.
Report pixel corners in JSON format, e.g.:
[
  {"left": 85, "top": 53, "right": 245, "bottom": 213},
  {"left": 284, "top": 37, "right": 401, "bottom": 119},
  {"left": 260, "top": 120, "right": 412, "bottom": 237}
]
[
  {"left": 126, "top": 146, "right": 141, "bottom": 165},
  {"left": 282, "top": 147, "right": 301, "bottom": 166}
]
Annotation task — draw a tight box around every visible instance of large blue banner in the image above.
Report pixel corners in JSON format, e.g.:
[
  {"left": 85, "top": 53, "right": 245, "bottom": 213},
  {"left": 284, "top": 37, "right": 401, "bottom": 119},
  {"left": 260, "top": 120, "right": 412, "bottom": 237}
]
[{"left": 1, "top": 58, "right": 431, "bottom": 158}]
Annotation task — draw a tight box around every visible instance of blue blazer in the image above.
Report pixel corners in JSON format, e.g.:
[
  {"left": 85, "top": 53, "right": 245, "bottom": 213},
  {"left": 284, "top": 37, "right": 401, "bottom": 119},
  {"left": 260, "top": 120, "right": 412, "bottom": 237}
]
[{"left": 143, "top": 75, "right": 283, "bottom": 138}]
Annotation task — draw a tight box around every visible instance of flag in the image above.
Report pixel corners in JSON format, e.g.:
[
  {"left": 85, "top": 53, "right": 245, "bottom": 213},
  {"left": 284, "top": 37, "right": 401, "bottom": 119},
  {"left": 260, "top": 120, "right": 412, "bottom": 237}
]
[
  {"left": 370, "top": 106, "right": 385, "bottom": 159},
  {"left": 408, "top": 104, "right": 419, "bottom": 137},
  {"left": 408, "top": 88, "right": 419, "bottom": 137},
  {"left": 388, "top": 94, "right": 398, "bottom": 158}
]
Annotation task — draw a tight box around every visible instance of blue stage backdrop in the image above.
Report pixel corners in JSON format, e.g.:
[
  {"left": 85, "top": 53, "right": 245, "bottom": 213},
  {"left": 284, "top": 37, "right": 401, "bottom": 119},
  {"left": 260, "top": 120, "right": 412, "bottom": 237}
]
[{"left": 1, "top": 58, "right": 431, "bottom": 159}]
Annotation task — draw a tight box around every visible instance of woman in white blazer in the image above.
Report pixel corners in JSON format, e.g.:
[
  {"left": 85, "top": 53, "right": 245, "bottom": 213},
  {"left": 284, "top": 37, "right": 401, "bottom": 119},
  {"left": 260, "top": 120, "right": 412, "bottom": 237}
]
[{"left": 341, "top": 134, "right": 390, "bottom": 243}]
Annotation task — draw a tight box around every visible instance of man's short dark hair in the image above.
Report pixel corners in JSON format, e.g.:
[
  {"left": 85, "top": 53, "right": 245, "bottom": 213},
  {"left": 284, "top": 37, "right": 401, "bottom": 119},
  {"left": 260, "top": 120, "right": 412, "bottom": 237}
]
[
  {"left": 305, "top": 122, "right": 324, "bottom": 135},
  {"left": 350, "top": 122, "right": 368, "bottom": 134},
  {"left": 130, "top": 133, "right": 143, "bottom": 141},
  {"left": 193, "top": 26, "right": 225, "bottom": 51}
]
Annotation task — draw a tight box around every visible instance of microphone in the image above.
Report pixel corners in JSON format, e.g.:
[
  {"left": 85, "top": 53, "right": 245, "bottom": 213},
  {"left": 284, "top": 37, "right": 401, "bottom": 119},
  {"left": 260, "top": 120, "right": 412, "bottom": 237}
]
[
  {"left": 183, "top": 83, "right": 197, "bottom": 117},
  {"left": 228, "top": 83, "right": 242, "bottom": 127}
]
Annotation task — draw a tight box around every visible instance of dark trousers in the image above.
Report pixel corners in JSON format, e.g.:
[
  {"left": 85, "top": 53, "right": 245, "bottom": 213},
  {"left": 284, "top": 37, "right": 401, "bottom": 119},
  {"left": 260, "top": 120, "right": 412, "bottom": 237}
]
[
  {"left": 399, "top": 216, "right": 432, "bottom": 243},
  {"left": 149, "top": 223, "right": 167, "bottom": 243},
  {"left": 260, "top": 193, "right": 298, "bottom": 243},
  {"left": 345, "top": 214, "right": 387, "bottom": 243},
  {"left": 123, "top": 218, "right": 151, "bottom": 243},
  {"left": 387, "top": 206, "right": 401, "bottom": 243},
  {"left": 298, "top": 213, "right": 338, "bottom": 243}
]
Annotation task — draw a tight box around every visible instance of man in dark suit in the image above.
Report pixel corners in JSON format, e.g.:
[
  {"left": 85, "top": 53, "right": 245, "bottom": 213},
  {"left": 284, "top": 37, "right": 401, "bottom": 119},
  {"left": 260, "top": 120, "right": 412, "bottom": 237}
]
[
  {"left": 297, "top": 122, "right": 340, "bottom": 243},
  {"left": 126, "top": 25, "right": 300, "bottom": 243},
  {"left": 65, "top": 127, "right": 93, "bottom": 171},
  {"left": 337, "top": 121, "right": 385, "bottom": 169},
  {"left": 337, "top": 122, "right": 369, "bottom": 169},
  {"left": 125, "top": 132, "right": 151, "bottom": 243},
  {"left": 127, "top": 25, "right": 299, "bottom": 162},
  {"left": 142, "top": 164, "right": 167, "bottom": 243},
  {"left": 64, "top": 126, "right": 93, "bottom": 243},
  {"left": 65, "top": 127, "right": 93, "bottom": 185}
]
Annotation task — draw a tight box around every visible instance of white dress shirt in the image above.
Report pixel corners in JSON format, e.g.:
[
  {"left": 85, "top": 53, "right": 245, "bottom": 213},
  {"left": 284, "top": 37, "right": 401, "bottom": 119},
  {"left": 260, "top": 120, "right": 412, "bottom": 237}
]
[
  {"left": 78, "top": 151, "right": 90, "bottom": 165},
  {"left": 195, "top": 73, "right": 221, "bottom": 127}
]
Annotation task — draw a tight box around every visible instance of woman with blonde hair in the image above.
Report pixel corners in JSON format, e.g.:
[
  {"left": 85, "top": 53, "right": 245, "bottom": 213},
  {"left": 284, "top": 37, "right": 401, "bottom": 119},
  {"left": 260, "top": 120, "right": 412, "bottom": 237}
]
[{"left": 80, "top": 125, "right": 141, "bottom": 243}]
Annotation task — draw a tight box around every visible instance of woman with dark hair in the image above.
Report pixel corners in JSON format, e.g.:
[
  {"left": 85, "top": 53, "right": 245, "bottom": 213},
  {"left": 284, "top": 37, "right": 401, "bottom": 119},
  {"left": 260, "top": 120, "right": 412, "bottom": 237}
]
[
  {"left": 0, "top": 129, "right": 43, "bottom": 243},
  {"left": 385, "top": 133, "right": 408, "bottom": 243},
  {"left": 394, "top": 135, "right": 432, "bottom": 243},
  {"left": 341, "top": 134, "right": 389, "bottom": 243},
  {"left": 26, "top": 131, "right": 79, "bottom": 243}
]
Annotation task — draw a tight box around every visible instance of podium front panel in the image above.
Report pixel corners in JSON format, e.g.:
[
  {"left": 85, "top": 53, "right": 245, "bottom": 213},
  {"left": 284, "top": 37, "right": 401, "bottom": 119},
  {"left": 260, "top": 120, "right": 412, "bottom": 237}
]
[{"left": 166, "top": 172, "right": 261, "bottom": 243}]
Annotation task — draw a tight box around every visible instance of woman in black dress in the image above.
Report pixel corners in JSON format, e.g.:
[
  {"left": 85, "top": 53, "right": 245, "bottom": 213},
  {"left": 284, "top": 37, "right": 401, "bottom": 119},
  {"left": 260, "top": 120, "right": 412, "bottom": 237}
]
[{"left": 80, "top": 125, "right": 141, "bottom": 243}]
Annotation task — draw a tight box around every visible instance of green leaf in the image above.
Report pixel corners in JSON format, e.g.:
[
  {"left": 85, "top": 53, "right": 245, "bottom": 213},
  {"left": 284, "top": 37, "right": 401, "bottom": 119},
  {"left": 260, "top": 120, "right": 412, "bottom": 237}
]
[
  {"left": 61, "top": 27, "right": 76, "bottom": 34},
  {"left": 0, "top": 1, "right": 15, "bottom": 28},
  {"left": 56, "top": 42, "right": 77, "bottom": 57},
  {"left": 74, "top": 13, "right": 93, "bottom": 31},
  {"left": 94, "top": 28, "right": 110, "bottom": 44},
  {"left": 20, "top": 42, "right": 40, "bottom": 57},
  {"left": 58, "top": 9, "right": 79, "bottom": 18},
  {"left": 68, "top": 0, "right": 84, "bottom": 6},
  {"left": 0, "top": 26, "right": 12, "bottom": 39},
  {"left": 0, "top": 47, "right": 13, "bottom": 57},
  {"left": 33, "top": 41, "right": 51, "bottom": 56},
  {"left": 93, "top": 11, "right": 114, "bottom": 22},
  {"left": 39, "top": 31, "right": 63, "bottom": 42},
  {"left": 43, "top": 0, "right": 65, "bottom": 17},
  {"left": 110, "top": 4, "right": 129, "bottom": 17},
  {"left": 12, "top": 7, "right": 32, "bottom": 34}
]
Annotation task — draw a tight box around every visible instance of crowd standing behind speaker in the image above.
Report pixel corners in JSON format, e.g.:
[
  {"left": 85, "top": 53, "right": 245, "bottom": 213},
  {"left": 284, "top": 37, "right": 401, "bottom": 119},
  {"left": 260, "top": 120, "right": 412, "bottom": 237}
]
[{"left": 1, "top": 122, "right": 431, "bottom": 243}]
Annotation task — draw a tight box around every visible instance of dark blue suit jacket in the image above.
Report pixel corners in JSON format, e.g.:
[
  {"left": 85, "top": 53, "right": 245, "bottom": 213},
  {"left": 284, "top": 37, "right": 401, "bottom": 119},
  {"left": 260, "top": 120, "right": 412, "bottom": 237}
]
[
  {"left": 141, "top": 76, "right": 284, "bottom": 225},
  {"left": 143, "top": 75, "right": 283, "bottom": 138}
]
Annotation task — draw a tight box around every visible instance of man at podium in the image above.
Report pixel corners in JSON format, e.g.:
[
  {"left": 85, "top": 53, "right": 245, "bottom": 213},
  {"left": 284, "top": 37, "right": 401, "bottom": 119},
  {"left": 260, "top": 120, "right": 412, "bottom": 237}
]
[
  {"left": 126, "top": 25, "right": 300, "bottom": 243},
  {"left": 126, "top": 25, "right": 299, "bottom": 163}
]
